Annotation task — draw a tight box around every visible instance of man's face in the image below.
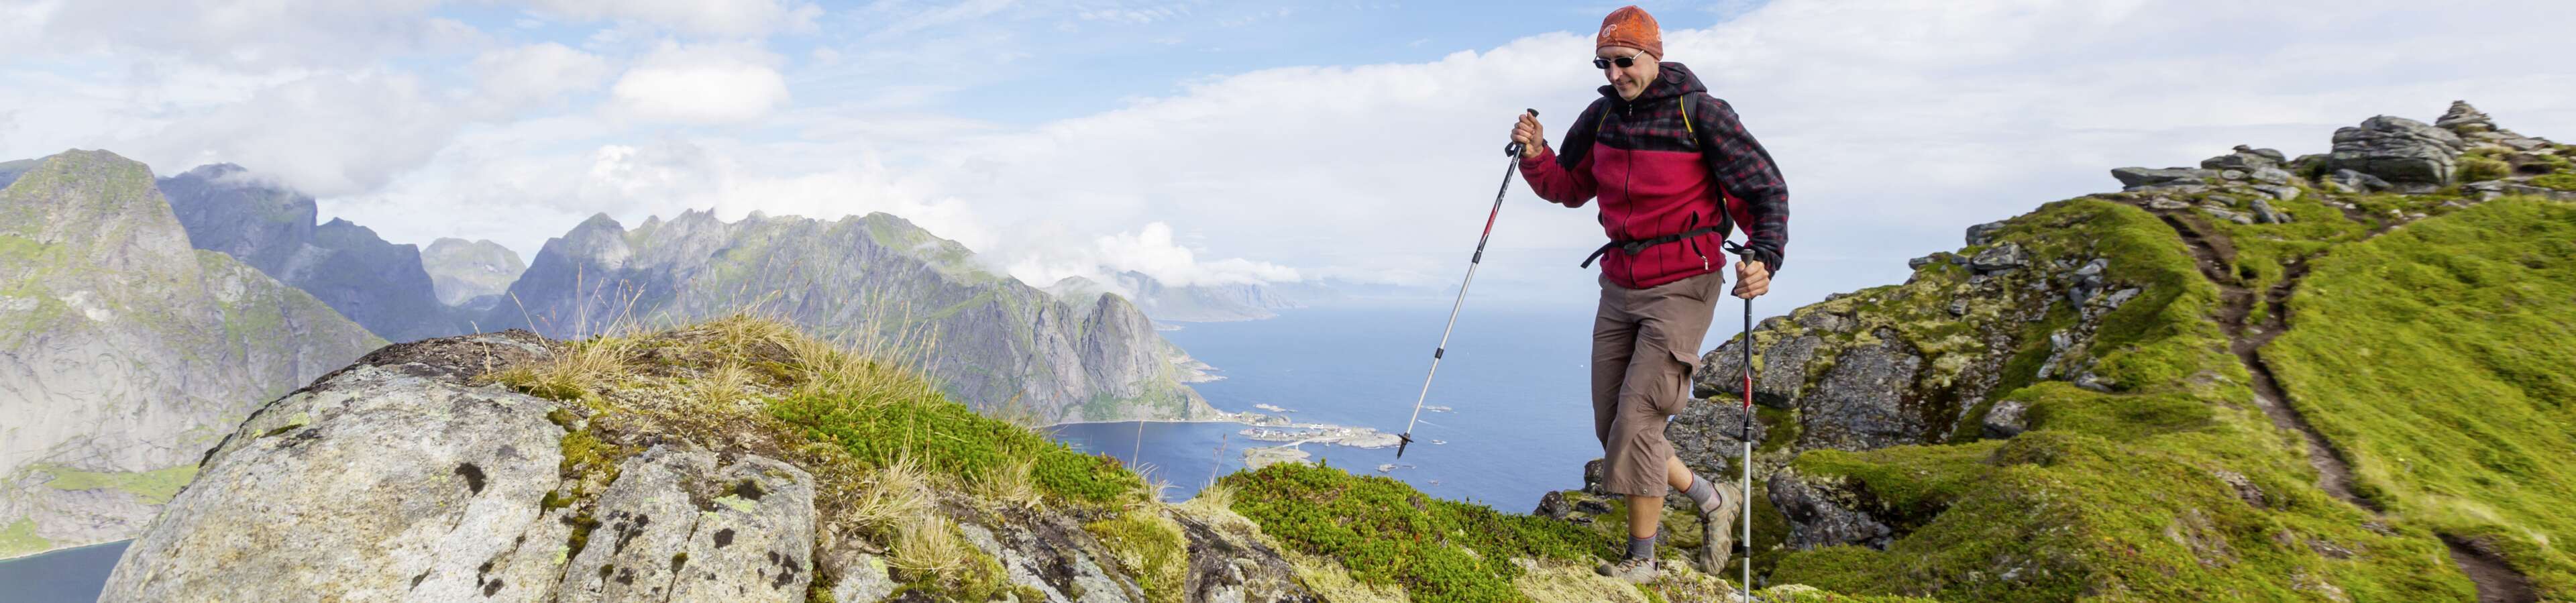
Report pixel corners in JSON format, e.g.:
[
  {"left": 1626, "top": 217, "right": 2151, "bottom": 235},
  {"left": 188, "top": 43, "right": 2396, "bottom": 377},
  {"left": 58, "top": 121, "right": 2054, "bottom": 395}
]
[{"left": 1597, "top": 46, "right": 1658, "bottom": 101}]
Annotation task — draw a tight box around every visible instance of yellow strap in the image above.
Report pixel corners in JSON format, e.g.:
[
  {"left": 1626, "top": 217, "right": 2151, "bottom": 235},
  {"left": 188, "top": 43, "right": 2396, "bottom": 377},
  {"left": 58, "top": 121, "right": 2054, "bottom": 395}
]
[{"left": 1680, "top": 96, "right": 1694, "bottom": 136}]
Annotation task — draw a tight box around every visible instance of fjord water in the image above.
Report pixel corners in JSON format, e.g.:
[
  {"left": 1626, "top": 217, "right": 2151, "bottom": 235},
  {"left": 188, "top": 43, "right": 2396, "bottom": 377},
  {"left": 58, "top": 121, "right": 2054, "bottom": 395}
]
[
  {"left": 0, "top": 540, "right": 126, "bottom": 602},
  {"left": 1049, "top": 302, "right": 1631, "bottom": 509}
]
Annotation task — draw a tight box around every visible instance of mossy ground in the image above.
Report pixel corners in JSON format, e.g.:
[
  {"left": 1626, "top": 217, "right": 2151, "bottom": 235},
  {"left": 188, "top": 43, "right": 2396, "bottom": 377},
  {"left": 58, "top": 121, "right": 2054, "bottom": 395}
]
[
  {"left": 1760, "top": 195, "right": 2489, "bottom": 600},
  {"left": 2262, "top": 197, "right": 2576, "bottom": 593},
  {"left": 0, "top": 518, "right": 49, "bottom": 558},
  {"left": 1220, "top": 461, "right": 1609, "bottom": 602},
  {"left": 36, "top": 464, "right": 200, "bottom": 505}
]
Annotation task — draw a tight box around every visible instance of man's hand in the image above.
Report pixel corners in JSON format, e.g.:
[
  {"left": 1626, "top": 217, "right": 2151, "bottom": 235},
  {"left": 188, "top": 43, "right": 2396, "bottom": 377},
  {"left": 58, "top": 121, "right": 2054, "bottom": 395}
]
[
  {"left": 1732, "top": 260, "right": 1770, "bottom": 299},
  {"left": 1512, "top": 113, "right": 1546, "bottom": 158}
]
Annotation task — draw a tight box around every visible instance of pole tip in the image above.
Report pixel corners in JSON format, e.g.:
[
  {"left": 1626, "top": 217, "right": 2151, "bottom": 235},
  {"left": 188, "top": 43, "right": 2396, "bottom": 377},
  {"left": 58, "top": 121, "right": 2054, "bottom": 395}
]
[{"left": 1396, "top": 433, "right": 1413, "bottom": 458}]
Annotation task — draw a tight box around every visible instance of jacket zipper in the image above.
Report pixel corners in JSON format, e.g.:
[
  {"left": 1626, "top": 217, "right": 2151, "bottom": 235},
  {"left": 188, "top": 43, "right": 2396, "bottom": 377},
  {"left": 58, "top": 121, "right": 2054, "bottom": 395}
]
[{"left": 1621, "top": 102, "right": 1637, "bottom": 286}]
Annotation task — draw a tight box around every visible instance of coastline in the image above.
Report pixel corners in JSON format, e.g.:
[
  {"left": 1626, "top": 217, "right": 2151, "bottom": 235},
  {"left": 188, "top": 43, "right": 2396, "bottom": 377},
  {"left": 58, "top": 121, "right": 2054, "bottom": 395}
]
[{"left": 0, "top": 537, "right": 127, "bottom": 564}]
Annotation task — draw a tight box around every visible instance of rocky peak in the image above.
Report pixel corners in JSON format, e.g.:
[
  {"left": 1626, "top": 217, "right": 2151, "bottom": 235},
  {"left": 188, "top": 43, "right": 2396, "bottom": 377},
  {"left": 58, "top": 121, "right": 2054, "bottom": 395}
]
[
  {"left": 2324, "top": 115, "right": 2467, "bottom": 192},
  {"left": 422, "top": 237, "right": 527, "bottom": 306},
  {"left": 2437, "top": 100, "right": 2498, "bottom": 133},
  {"left": 158, "top": 162, "right": 319, "bottom": 272},
  {"left": 1, "top": 150, "right": 195, "bottom": 273}
]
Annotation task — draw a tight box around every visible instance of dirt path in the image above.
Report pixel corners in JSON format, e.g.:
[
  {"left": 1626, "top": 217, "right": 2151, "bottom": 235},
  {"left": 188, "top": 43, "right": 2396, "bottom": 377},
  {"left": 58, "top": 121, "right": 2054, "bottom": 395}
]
[{"left": 2131, "top": 200, "right": 2536, "bottom": 603}]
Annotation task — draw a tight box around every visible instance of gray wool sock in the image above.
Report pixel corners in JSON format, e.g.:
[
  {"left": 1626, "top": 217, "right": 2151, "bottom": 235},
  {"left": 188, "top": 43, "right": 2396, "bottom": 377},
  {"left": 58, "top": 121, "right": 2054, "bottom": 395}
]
[
  {"left": 1682, "top": 474, "right": 1720, "bottom": 509},
  {"left": 1625, "top": 533, "right": 1657, "bottom": 560}
]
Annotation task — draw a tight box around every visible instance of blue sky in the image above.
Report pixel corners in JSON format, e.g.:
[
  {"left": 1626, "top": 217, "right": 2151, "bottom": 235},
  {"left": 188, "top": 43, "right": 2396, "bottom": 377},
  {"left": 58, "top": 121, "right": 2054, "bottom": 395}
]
[{"left": 4, "top": 0, "right": 2573, "bottom": 316}]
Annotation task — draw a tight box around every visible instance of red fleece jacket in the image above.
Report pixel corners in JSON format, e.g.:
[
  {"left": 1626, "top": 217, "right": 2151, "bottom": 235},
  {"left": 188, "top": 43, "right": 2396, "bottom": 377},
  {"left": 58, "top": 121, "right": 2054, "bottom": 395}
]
[{"left": 1520, "top": 62, "right": 1789, "bottom": 289}]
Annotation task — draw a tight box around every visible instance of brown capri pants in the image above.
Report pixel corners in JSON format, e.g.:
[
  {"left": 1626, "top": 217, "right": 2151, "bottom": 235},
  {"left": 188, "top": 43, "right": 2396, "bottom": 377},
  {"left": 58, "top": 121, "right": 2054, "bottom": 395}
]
[{"left": 1592, "top": 271, "right": 1723, "bottom": 498}]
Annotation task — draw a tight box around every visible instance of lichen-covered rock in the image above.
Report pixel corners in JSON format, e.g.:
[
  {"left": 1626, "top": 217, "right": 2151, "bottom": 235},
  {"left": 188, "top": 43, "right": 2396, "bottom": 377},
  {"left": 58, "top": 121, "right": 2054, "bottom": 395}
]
[
  {"left": 1981, "top": 399, "right": 2031, "bottom": 439},
  {"left": 101, "top": 333, "right": 570, "bottom": 602},
  {"left": 1766, "top": 468, "right": 1893, "bottom": 551},
  {"left": 2110, "top": 166, "right": 2217, "bottom": 190},
  {"left": 1798, "top": 337, "right": 1930, "bottom": 451},
  {"left": 1696, "top": 333, "right": 1821, "bottom": 407},
  {"left": 553, "top": 447, "right": 814, "bottom": 602},
  {"left": 1666, "top": 400, "right": 1770, "bottom": 479},
  {"left": 1968, "top": 241, "right": 2028, "bottom": 274},
  {"left": 2324, "top": 115, "right": 2466, "bottom": 190}
]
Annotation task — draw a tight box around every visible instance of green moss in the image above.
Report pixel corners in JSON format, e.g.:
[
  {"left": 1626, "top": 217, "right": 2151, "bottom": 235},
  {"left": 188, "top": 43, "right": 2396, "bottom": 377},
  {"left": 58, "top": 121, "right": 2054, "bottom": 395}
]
[
  {"left": 2457, "top": 155, "right": 2512, "bottom": 182},
  {"left": 2531, "top": 172, "right": 2576, "bottom": 191},
  {"left": 768, "top": 386, "right": 1143, "bottom": 506},
  {"left": 38, "top": 464, "right": 199, "bottom": 505},
  {"left": 0, "top": 517, "right": 50, "bottom": 558},
  {"left": 1218, "top": 462, "right": 1609, "bottom": 602},
  {"left": 1775, "top": 433, "right": 2467, "bottom": 602},
  {"left": 1085, "top": 510, "right": 1188, "bottom": 603},
  {"left": 1793, "top": 442, "right": 2000, "bottom": 529},
  {"left": 2263, "top": 197, "right": 2576, "bottom": 593}
]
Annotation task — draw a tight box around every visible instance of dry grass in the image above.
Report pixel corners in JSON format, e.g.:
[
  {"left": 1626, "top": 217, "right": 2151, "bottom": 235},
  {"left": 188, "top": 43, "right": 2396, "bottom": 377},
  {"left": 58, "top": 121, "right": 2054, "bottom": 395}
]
[
  {"left": 973, "top": 456, "right": 1042, "bottom": 512},
  {"left": 890, "top": 514, "right": 975, "bottom": 579}
]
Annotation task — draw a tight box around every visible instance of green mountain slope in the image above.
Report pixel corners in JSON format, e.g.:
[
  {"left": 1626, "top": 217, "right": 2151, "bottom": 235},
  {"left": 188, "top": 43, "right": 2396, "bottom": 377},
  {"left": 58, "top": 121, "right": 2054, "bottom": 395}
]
[{"left": 0, "top": 150, "right": 381, "bottom": 559}]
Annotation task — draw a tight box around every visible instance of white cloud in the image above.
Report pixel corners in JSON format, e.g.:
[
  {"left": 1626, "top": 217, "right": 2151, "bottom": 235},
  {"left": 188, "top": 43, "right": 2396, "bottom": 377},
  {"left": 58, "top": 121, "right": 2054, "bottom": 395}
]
[
  {"left": 121, "top": 68, "right": 469, "bottom": 197},
  {"left": 472, "top": 42, "right": 614, "bottom": 111},
  {"left": 1006, "top": 222, "right": 1302, "bottom": 290},
  {"left": 608, "top": 43, "right": 792, "bottom": 123},
  {"left": 2, "top": 0, "right": 472, "bottom": 69},
  {"left": 517, "top": 0, "right": 822, "bottom": 38}
]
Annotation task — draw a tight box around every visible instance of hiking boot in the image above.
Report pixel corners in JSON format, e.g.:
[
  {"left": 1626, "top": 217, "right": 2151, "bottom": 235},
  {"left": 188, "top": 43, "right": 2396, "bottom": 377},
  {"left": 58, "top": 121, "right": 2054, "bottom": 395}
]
[
  {"left": 1596, "top": 556, "right": 1659, "bottom": 584},
  {"left": 1698, "top": 480, "right": 1745, "bottom": 575}
]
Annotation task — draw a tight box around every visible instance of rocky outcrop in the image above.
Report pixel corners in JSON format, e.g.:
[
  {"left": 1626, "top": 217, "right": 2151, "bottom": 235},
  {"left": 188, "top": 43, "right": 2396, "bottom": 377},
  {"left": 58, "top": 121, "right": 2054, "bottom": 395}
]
[
  {"left": 159, "top": 164, "right": 464, "bottom": 342},
  {"left": 0, "top": 150, "right": 381, "bottom": 559},
  {"left": 2322, "top": 115, "right": 2467, "bottom": 193},
  {"left": 104, "top": 325, "right": 1309, "bottom": 602},
  {"left": 421, "top": 237, "right": 525, "bottom": 307},
  {"left": 481, "top": 210, "right": 1218, "bottom": 424},
  {"left": 1766, "top": 467, "right": 1894, "bottom": 551}
]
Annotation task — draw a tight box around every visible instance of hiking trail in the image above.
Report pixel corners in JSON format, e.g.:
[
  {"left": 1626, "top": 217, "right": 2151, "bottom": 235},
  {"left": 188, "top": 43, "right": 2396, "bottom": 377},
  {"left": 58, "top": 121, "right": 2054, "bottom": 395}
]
[{"left": 2127, "top": 199, "right": 2539, "bottom": 603}]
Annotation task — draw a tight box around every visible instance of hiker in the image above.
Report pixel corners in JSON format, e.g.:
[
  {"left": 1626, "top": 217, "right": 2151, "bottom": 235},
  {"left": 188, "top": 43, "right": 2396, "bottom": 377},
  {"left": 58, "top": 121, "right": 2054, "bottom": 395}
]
[{"left": 1509, "top": 5, "right": 1789, "bottom": 583}]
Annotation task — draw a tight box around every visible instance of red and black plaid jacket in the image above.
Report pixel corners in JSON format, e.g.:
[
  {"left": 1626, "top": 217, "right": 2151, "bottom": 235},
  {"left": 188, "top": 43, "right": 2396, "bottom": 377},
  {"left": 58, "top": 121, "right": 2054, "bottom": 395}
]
[{"left": 1520, "top": 62, "right": 1789, "bottom": 289}]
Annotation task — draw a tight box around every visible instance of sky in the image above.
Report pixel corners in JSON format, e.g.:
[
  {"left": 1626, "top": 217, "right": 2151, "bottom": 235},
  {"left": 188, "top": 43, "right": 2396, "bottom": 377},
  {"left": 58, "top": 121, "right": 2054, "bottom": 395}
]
[{"left": 3, "top": 0, "right": 2573, "bottom": 314}]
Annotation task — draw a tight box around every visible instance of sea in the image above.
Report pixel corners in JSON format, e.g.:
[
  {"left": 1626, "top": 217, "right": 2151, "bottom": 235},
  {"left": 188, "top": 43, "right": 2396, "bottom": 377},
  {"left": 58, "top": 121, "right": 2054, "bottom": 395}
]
[
  {"left": 0, "top": 541, "right": 125, "bottom": 602},
  {"left": 0, "top": 301, "right": 1654, "bottom": 600},
  {"left": 1048, "top": 301, "right": 1623, "bottom": 509}
]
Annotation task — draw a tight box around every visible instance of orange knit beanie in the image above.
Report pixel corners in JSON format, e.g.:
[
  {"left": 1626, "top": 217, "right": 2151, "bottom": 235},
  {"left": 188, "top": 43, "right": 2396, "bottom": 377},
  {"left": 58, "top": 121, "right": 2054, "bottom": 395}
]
[{"left": 1596, "top": 5, "right": 1663, "bottom": 59}]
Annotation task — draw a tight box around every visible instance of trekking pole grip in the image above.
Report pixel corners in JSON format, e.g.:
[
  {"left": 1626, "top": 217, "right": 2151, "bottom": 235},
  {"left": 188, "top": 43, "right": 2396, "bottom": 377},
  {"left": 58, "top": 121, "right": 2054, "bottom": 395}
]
[{"left": 1505, "top": 109, "right": 1539, "bottom": 157}]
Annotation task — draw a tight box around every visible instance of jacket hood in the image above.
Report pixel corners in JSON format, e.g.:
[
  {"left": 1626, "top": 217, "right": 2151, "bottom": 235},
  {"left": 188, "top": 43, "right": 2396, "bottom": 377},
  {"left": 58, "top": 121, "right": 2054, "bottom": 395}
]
[{"left": 1598, "top": 61, "right": 1708, "bottom": 105}]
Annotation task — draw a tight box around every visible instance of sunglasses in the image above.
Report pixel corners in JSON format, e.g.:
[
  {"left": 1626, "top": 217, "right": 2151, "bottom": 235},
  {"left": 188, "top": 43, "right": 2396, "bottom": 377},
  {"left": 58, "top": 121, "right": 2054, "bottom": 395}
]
[{"left": 1593, "top": 52, "right": 1648, "bottom": 70}]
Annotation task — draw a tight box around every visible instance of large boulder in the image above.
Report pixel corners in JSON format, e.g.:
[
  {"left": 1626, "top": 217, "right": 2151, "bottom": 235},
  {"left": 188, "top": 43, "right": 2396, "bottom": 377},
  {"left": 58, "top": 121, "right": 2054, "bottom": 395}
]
[
  {"left": 101, "top": 331, "right": 578, "bottom": 602},
  {"left": 2322, "top": 115, "right": 2466, "bottom": 190}
]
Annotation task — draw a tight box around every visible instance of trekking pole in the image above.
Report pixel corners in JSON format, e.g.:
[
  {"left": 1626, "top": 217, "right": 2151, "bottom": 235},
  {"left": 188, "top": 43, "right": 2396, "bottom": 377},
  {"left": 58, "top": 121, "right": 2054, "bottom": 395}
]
[
  {"left": 1722, "top": 240, "right": 1757, "bottom": 600},
  {"left": 1398, "top": 108, "right": 1537, "bottom": 459}
]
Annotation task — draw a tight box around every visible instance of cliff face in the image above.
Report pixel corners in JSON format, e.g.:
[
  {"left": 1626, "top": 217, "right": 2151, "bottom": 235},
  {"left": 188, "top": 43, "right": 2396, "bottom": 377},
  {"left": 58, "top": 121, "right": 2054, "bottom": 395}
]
[
  {"left": 0, "top": 150, "right": 380, "bottom": 559},
  {"left": 480, "top": 210, "right": 1217, "bottom": 425},
  {"left": 158, "top": 164, "right": 464, "bottom": 342}
]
